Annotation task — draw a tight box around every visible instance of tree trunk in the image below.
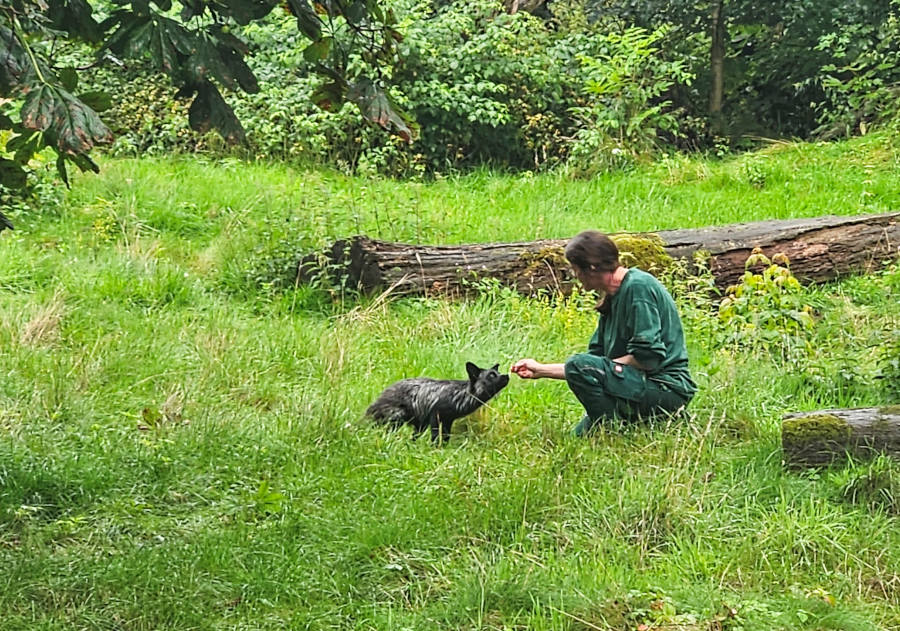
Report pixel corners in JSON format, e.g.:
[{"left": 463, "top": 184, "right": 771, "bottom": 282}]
[
  {"left": 506, "top": 0, "right": 545, "bottom": 14},
  {"left": 782, "top": 407, "right": 900, "bottom": 468},
  {"left": 709, "top": 0, "right": 726, "bottom": 123},
  {"left": 298, "top": 212, "right": 900, "bottom": 297}
]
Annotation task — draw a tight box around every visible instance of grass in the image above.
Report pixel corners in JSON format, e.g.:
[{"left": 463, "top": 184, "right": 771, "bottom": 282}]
[{"left": 1, "top": 132, "right": 900, "bottom": 630}]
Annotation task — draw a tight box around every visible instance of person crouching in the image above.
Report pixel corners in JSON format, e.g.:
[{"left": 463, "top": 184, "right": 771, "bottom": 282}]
[{"left": 510, "top": 230, "right": 697, "bottom": 436}]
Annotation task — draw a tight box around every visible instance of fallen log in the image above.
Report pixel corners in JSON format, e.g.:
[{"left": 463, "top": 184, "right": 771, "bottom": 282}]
[
  {"left": 782, "top": 406, "right": 900, "bottom": 468},
  {"left": 299, "top": 212, "right": 900, "bottom": 296}
]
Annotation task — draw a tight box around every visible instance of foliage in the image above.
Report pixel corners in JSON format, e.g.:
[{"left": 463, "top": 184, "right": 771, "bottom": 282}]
[
  {"left": 389, "top": 0, "right": 585, "bottom": 171},
  {"left": 74, "top": 1, "right": 708, "bottom": 175},
  {"left": 567, "top": 26, "right": 694, "bottom": 176},
  {"left": 589, "top": 0, "right": 898, "bottom": 141},
  {"left": 813, "top": 0, "right": 900, "bottom": 139},
  {"left": 827, "top": 455, "right": 900, "bottom": 514},
  {"left": 2, "top": 0, "right": 900, "bottom": 191},
  {"left": 0, "top": 0, "right": 408, "bottom": 210},
  {"left": 876, "top": 323, "right": 900, "bottom": 401},
  {"left": 718, "top": 249, "right": 817, "bottom": 362}
]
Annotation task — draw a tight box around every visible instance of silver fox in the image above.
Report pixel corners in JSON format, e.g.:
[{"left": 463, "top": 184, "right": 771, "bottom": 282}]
[{"left": 366, "top": 362, "right": 510, "bottom": 443}]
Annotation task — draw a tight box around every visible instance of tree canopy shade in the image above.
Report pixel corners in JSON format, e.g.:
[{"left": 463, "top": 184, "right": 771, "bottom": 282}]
[{"left": 0, "top": 0, "right": 410, "bottom": 208}]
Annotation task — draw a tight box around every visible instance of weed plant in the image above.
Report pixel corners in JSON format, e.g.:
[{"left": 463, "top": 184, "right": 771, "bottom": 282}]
[{"left": 1, "top": 135, "right": 899, "bottom": 629}]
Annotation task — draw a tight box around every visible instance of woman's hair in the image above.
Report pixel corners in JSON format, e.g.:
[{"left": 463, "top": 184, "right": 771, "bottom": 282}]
[
  {"left": 564, "top": 230, "right": 620, "bottom": 273},
  {"left": 565, "top": 231, "right": 620, "bottom": 314}
]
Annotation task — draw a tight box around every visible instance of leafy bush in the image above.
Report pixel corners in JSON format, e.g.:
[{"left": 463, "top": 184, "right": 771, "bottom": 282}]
[
  {"left": 567, "top": 27, "right": 695, "bottom": 177},
  {"left": 391, "top": 0, "right": 585, "bottom": 171},
  {"left": 80, "top": 2, "right": 699, "bottom": 175},
  {"left": 814, "top": 0, "right": 900, "bottom": 138},
  {"left": 99, "top": 69, "right": 202, "bottom": 157},
  {"left": 717, "top": 249, "right": 817, "bottom": 361},
  {"left": 877, "top": 327, "right": 900, "bottom": 401}
]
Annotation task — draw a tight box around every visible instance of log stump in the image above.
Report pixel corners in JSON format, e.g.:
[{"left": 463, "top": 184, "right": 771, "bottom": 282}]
[{"left": 782, "top": 406, "right": 900, "bottom": 468}]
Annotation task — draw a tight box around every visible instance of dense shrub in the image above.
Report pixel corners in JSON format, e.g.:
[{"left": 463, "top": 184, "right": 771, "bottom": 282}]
[
  {"left": 83, "top": 1, "right": 695, "bottom": 174},
  {"left": 566, "top": 26, "right": 695, "bottom": 177},
  {"left": 813, "top": 0, "right": 900, "bottom": 139},
  {"left": 75, "top": 0, "right": 900, "bottom": 174},
  {"left": 391, "top": 0, "right": 585, "bottom": 171}
]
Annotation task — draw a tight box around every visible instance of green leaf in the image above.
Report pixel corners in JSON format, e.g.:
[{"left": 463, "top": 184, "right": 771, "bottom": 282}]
[
  {"left": 366, "top": 0, "right": 385, "bottom": 23},
  {"left": 217, "top": 0, "right": 278, "bottom": 26},
  {"left": 102, "top": 15, "right": 153, "bottom": 58},
  {"left": 124, "top": 20, "right": 155, "bottom": 58},
  {"left": 132, "top": 0, "right": 151, "bottom": 16},
  {"left": 78, "top": 90, "right": 112, "bottom": 113},
  {"left": 179, "top": 0, "right": 205, "bottom": 20},
  {"left": 47, "top": 0, "right": 102, "bottom": 43},
  {"left": 6, "top": 130, "right": 34, "bottom": 153},
  {"left": 0, "top": 25, "right": 30, "bottom": 93},
  {"left": 210, "top": 26, "right": 250, "bottom": 55},
  {"left": 59, "top": 67, "right": 78, "bottom": 92},
  {"left": 11, "top": 132, "right": 41, "bottom": 165},
  {"left": 217, "top": 45, "right": 259, "bottom": 93},
  {"left": 55, "top": 153, "right": 69, "bottom": 187},
  {"left": 161, "top": 18, "right": 196, "bottom": 56},
  {"left": 21, "top": 84, "right": 58, "bottom": 132},
  {"left": 55, "top": 90, "right": 115, "bottom": 155},
  {"left": 70, "top": 152, "right": 100, "bottom": 173},
  {"left": 347, "top": 77, "right": 413, "bottom": 141},
  {"left": 310, "top": 81, "right": 345, "bottom": 112},
  {"left": 185, "top": 38, "right": 240, "bottom": 90},
  {"left": 303, "top": 37, "right": 332, "bottom": 63},
  {"left": 0, "top": 158, "right": 27, "bottom": 189},
  {"left": 285, "top": 0, "right": 322, "bottom": 40},
  {"left": 344, "top": 1, "right": 367, "bottom": 25},
  {"left": 21, "top": 85, "right": 113, "bottom": 155},
  {"left": 188, "top": 81, "right": 245, "bottom": 143}
]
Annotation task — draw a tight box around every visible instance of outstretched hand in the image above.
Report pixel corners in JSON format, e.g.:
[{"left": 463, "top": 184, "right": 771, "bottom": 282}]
[{"left": 510, "top": 358, "right": 541, "bottom": 379}]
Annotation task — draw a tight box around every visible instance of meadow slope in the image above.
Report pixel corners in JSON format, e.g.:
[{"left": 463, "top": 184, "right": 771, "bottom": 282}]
[{"left": 1, "top": 134, "right": 899, "bottom": 630}]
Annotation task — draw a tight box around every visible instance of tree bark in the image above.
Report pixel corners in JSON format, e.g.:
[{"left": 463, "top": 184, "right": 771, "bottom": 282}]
[
  {"left": 782, "top": 407, "right": 900, "bottom": 468},
  {"left": 506, "top": 0, "right": 545, "bottom": 14},
  {"left": 299, "top": 212, "right": 900, "bottom": 297},
  {"left": 709, "top": 0, "right": 726, "bottom": 121}
]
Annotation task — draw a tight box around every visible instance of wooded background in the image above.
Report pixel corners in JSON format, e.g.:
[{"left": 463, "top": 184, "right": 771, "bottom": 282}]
[{"left": 2, "top": 0, "right": 899, "bottom": 192}]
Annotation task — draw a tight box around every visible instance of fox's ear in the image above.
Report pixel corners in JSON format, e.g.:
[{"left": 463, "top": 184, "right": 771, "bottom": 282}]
[
  {"left": 466, "top": 361, "right": 481, "bottom": 381},
  {"left": 490, "top": 363, "right": 499, "bottom": 371}
]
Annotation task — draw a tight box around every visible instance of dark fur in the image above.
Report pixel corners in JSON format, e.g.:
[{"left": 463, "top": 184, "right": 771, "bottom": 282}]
[{"left": 366, "top": 362, "right": 510, "bottom": 443}]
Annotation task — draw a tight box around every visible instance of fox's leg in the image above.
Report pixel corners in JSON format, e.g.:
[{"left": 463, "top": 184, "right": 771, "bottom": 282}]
[
  {"left": 439, "top": 417, "right": 454, "bottom": 445},
  {"left": 429, "top": 413, "right": 443, "bottom": 444}
]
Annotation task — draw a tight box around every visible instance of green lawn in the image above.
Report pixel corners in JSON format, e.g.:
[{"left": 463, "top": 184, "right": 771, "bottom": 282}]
[{"left": 1, "top": 134, "right": 899, "bottom": 630}]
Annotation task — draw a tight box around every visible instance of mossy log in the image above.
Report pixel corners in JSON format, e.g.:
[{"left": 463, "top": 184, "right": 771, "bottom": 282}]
[
  {"left": 300, "top": 212, "right": 900, "bottom": 296},
  {"left": 782, "top": 406, "right": 900, "bottom": 468}
]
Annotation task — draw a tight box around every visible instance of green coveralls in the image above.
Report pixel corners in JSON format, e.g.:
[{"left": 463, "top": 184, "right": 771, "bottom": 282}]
[{"left": 566, "top": 268, "right": 697, "bottom": 436}]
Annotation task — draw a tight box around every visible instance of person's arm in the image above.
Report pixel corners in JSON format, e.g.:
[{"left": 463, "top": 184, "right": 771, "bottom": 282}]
[
  {"left": 626, "top": 299, "right": 667, "bottom": 372},
  {"left": 510, "top": 359, "right": 567, "bottom": 380},
  {"left": 611, "top": 353, "right": 649, "bottom": 371}
]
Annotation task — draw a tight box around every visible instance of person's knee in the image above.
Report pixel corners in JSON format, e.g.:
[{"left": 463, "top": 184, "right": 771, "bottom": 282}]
[
  {"left": 564, "top": 354, "right": 610, "bottom": 387},
  {"left": 563, "top": 355, "right": 581, "bottom": 383}
]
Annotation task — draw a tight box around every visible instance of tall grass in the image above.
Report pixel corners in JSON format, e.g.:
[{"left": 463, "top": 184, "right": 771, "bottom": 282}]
[{"left": 1, "top": 133, "right": 899, "bottom": 630}]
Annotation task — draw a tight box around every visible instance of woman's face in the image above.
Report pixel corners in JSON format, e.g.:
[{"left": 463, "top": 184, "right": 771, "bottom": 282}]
[{"left": 572, "top": 265, "right": 614, "bottom": 293}]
